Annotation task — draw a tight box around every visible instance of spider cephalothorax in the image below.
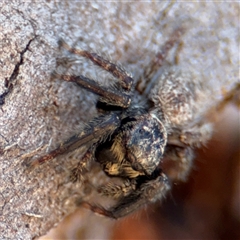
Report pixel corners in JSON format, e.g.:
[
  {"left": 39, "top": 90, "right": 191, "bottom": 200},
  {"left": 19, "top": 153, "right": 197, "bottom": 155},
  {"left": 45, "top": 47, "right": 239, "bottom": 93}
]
[
  {"left": 97, "top": 113, "right": 167, "bottom": 178},
  {"left": 28, "top": 28, "right": 213, "bottom": 218}
]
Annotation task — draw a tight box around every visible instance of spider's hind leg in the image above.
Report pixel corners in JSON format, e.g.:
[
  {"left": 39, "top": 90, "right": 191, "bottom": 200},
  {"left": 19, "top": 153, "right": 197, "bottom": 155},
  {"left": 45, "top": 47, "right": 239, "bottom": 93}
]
[
  {"left": 56, "top": 39, "right": 135, "bottom": 108},
  {"left": 52, "top": 71, "right": 131, "bottom": 108},
  {"left": 136, "top": 27, "right": 185, "bottom": 95},
  {"left": 58, "top": 39, "right": 134, "bottom": 91}
]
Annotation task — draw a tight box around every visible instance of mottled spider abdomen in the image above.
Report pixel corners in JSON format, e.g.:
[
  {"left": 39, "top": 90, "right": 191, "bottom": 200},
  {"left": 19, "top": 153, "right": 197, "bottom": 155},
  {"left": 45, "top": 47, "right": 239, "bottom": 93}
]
[{"left": 151, "top": 67, "right": 204, "bottom": 128}]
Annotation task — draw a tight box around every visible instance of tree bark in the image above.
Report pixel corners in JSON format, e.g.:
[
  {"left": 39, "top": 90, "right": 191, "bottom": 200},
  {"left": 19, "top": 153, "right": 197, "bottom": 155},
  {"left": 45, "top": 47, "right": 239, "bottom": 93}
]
[{"left": 0, "top": 2, "right": 239, "bottom": 239}]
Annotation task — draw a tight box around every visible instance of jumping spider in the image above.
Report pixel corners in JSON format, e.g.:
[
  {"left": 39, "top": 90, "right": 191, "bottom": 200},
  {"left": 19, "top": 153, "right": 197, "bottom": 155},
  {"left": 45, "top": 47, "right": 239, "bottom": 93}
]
[{"left": 29, "top": 28, "right": 214, "bottom": 218}]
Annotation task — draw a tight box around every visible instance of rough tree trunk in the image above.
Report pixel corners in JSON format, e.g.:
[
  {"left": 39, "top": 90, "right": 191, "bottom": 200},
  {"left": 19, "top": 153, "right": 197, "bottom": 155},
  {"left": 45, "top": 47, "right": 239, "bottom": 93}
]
[{"left": 0, "top": 2, "right": 239, "bottom": 239}]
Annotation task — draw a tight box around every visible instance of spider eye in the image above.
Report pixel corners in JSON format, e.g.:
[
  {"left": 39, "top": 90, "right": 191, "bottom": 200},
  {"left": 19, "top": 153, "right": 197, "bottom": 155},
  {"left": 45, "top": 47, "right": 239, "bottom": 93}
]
[
  {"left": 126, "top": 114, "right": 167, "bottom": 175},
  {"left": 138, "top": 128, "right": 150, "bottom": 138}
]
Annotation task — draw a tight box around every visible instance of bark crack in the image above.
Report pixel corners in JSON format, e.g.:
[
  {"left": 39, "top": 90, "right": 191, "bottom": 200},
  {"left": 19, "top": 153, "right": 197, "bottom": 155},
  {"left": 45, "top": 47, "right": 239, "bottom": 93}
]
[{"left": 0, "top": 36, "right": 36, "bottom": 105}]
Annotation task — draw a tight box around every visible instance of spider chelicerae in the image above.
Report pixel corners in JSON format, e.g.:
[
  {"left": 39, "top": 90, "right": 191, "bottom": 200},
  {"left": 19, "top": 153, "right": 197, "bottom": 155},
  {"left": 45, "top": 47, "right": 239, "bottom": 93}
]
[{"left": 29, "top": 28, "right": 214, "bottom": 218}]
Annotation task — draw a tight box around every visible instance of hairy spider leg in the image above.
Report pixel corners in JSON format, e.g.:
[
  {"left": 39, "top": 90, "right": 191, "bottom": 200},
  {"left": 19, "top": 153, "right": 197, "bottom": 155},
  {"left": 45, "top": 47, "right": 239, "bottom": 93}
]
[
  {"left": 58, "top": 39, "right": 134, "bottom": 91},
  {"left": 52, "top": 72, "right": 131, "bottom": 108},
  {"left": 161, "top": 145, "right": 194, "bottom": 182},
  {"left": 81, "top": 172, "right": 170, "bottom": 219},
  {"left": 98, "top": 179, "right": 137, "bottom": 199},
  {"left": 28, "top": 113, "right": 120, "bottom": 167},
  {"left": 69, "top": 148, "right": 95, "bottom": 183},
  {"left": 136, "top": 27, "right": 185, "bottom": 94}
]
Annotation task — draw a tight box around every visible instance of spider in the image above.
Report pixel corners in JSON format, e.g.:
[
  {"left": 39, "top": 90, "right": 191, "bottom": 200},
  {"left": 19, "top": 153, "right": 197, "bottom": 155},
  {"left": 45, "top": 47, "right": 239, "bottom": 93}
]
[{"left": 28, "top": 28, "right": 215, "bottom": 219}]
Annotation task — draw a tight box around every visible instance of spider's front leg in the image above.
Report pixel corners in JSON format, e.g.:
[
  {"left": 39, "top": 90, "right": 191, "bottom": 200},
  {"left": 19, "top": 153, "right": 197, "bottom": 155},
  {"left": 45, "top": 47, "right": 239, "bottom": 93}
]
[
  {"left": 27, "top": 113, "right": 120, "bottom": 167},
  {"left": 162, "top": 145, "right": 194, "bottom": 182},
  {"left": 164, "top": 121, "right": 213, "bottom": 182},
  {"left": 82, "top": 170, "right": 170, "bottom": 219},
  {"left": 69, "top": 148, "right": 95, "bottom": 183},
  {"left": 97, "top": 178, "right": 137, "bottom": 199}
]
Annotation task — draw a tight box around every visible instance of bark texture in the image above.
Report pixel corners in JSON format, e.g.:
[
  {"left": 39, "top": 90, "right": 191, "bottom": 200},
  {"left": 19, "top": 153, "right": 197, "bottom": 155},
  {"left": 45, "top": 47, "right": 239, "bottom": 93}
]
[{"left": 0, "top": 2, "right": 239, "bottom": 239}]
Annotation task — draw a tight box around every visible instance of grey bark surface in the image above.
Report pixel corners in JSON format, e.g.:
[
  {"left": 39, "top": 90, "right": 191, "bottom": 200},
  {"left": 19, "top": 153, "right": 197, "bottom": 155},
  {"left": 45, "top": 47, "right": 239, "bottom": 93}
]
[{"left": 0, "top": 2, "right": 239, "bottom": 239}]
